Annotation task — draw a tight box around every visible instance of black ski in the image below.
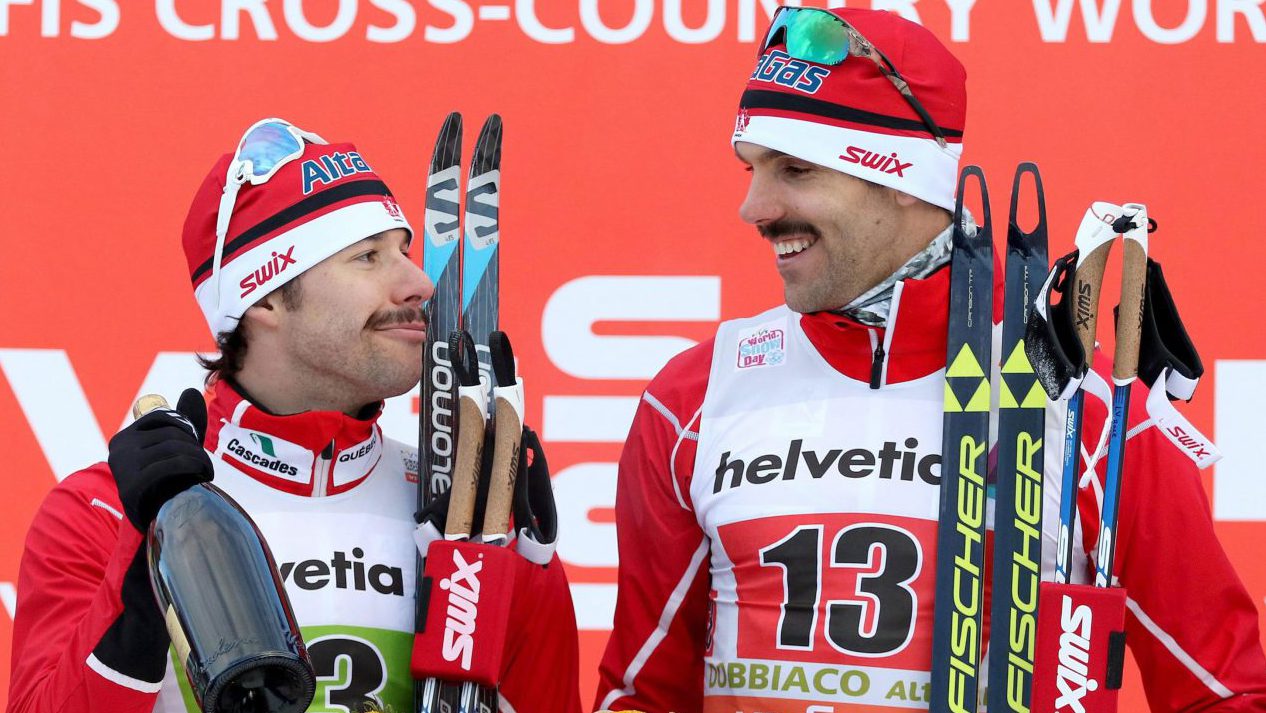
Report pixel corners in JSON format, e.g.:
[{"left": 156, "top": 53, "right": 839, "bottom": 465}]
[
  {"left": 418, "top": 112, "right": 464, "bottom": 713},
  {"left": 986, "top": 163, "right": 1049, "bottom": 713},
  {"left": 455, "top": 115, "right": 503, "bottom": 713},
  {"left": 929, "top": 165, "right": 994, "bottom": 713},
  {"left": 462, "top": 114, "right": 502, "bottom": 397}
]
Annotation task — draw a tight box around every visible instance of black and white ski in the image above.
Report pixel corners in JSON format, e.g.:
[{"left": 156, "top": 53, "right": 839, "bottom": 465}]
[
  {"left": 418, "top": 112, "right": 463, "bottom": 713},
  {"left": 986, "top": 163, "right": 1049, "bottom": 713},
  {"left": 455, "top": 115, "right": 503, "bottom": 713},
  {"left": 462, "top": 115, "right": 502, "bottom": 398},
  {"left": 415, "top": 113, "right": 505, "bottom": 713},
  {"left": 929, "top": 165, "right": 994, "bottom": 713}
]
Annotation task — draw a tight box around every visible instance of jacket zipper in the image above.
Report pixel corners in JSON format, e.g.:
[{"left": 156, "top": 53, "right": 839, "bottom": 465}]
[
  {"left": 314, "top": 440, "right": 335, "bottom": 497},
  {"left": 869, "top": 329, "right": 885, "bottom": 390}
]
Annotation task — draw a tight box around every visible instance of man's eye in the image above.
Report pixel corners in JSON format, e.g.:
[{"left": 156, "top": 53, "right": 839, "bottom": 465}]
[
  {"left": 356, "top": 251, "right": 378, "bottom": 262},
  {"left": 783, "top": 164, "right": 811, "bottom": 176}
]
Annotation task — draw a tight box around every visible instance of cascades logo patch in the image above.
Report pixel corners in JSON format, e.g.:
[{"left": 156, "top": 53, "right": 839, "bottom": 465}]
[
  {"left": 737, "top": 321, "right": 786, "bottom": 369},
  {"left": 224, "top": 437, "right": 300, "bottom": 478},
  {"left": 218, "top": 424, "right": 312, "bottom": 483}
]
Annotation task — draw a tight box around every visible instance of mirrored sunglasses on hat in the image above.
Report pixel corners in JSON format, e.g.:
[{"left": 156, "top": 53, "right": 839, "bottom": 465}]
[
  {"left": 759, "top": 7, "right": 948, "bottom": 148},
  {"left": 211, "top": 118, "right": 327, "bottom": 305}
]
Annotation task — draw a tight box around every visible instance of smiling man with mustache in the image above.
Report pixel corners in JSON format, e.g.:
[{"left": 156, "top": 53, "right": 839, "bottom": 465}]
[{"left": 597, "top": 8, "right": 1266, "bottom": 713}]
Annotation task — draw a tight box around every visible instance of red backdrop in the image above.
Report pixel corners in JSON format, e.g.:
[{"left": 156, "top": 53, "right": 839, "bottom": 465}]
[{"left": 3, "top": 0, "right": 1265, "bottom": 708}]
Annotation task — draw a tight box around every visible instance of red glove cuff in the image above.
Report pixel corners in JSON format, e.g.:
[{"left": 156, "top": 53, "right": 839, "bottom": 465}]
[
  {"left": 411, "top": 540, "right": 518, "bottom": 687},
  {"left": 1032, "top": 582, "right": 1127, "bottom": 713}
]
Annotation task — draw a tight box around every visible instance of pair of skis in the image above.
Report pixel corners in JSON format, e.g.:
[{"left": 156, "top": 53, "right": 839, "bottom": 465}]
[
  {"left": 416, "top": 112, "right": 509, "bottom": 713},
  {"left": 929, "top": 163, "right": 1050, "bottom": 713},
  {"left": 929, "top": 163, "right": 1152, "bottom": 711}
]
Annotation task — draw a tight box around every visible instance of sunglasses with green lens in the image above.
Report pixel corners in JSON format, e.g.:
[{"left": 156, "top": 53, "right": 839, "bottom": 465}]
[{"left": 759, "top": 7, "right": 948, "bottom": 148}]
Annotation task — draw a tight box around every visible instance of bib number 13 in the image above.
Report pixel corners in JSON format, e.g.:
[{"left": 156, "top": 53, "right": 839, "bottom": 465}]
[{"left": 758, "top": 523, "right": 922, "bottom": 657}]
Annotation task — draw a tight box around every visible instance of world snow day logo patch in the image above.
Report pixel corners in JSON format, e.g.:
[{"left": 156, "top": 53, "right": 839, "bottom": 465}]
[{"left": 737, "top": 322, "right": 787, "bottom": 369}]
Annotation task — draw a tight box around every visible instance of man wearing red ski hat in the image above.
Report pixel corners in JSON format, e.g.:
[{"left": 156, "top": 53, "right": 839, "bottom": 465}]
[
  {"left": 10, "top": 120, "right": 582, "bottom": 713},
  {"left": 597, "top": 8, "right": 1266, "bottom": 712}
]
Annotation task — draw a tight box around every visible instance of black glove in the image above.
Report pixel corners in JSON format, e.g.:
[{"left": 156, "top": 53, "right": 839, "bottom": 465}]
[
  {"left": 107, "top": 388, "right": 213, "bottom": 530},
  {"left": 513, "top": 427, "right": 557, "bottom": 549}
]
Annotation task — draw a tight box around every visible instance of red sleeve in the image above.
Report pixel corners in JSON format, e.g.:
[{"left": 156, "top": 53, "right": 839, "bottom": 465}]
[
  {"left": 595, "top": 341, "right": 714, "bottom": 713},
  {"left": 1078, "top": 358, "right": 1266, "bottom": 712},
  {"left": 499, "top": 553, "right": 583, "bottom": 713},
  {"left": 8, "top": 464, "right": 164, "bottom": 713}
]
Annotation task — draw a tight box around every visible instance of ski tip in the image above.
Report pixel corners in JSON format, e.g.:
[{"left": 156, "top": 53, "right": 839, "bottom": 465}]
[
  {"left": 953, "top": 165, "right": 990, "bottom": 241},
  {"left": 1007, "top": 161, "right": 1046, "bottom": 244}
]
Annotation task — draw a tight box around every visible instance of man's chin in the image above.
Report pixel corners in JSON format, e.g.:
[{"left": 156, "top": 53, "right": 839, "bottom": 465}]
[{"left": 783, "top": 288, "right": 830, "bottom": 314}]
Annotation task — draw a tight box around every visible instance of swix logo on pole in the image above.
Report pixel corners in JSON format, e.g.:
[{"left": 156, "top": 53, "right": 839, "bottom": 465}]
[
  {"left": 1166, "top": 424, "right": 1212, "bottom": 459},
  {"left": 1075, "top": 280, "right": 1095, "bottom": 329},
  {"left": 441, "top": 549, "right": 484, "bottom": 671},
  {"left": 1055, "top": 594, "right": 1099, "bottom": 713},
  {"left": 239, "top": 246, "right": 297, "bottom": 297},
  {"left": 840, "top": 146, "right": 913, "bottom": 177}
]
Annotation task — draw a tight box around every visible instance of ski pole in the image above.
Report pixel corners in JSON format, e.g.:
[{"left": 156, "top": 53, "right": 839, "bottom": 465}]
[
  {"left": 1053, "top": 203, "right": 1120, "bottom": 585},
  {"left": 1094, "top": 204, "right": 1150, "bottom": 588}
]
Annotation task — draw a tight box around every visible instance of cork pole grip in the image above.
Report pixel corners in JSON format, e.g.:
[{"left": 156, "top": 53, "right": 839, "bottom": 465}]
[
  {"left": 132, "top": 394, "right": 170, "bottom": 419},
  {"left": 1072, "top": 241, "right": 1113, "bottom": 367},
  {"left": 481, "top": 397, "right": 523, "bottom": 542},
  {"left": 1113, "top": 236, "right": 1148, "bottom": 382},
  {"left": 444, "top": 394, "right": 487, "bottom": 539}
]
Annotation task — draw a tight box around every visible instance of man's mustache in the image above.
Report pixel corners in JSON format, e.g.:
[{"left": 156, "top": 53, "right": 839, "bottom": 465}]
[
  {"left": 367, "top": 305, "right": 426, "bottom": 329},
  {"left": 758, "top": 219, "right": 821, "bottom": 241}
]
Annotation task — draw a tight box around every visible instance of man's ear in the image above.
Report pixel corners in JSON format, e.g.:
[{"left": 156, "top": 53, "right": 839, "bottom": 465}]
[
  {"left": 891, "top": 188, "right": 921, "bottom": 208},
  {"left": 241, "top": 293, "right": 283, "bottom": 331}
]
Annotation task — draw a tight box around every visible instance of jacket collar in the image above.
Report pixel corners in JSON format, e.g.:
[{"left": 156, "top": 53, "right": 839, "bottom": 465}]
[
  {"left": 204, "top": 379, "right": 385, "bottom": 497},
  {"left": 799, "top": 259, "right": 1004, "bottom": 386}
]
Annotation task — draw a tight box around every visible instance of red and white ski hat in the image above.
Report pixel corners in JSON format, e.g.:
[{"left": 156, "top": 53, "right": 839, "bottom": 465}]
[
  {"left": 182, "top": 119, "right": 412, "bottom": 337},
  {"left": 732, "top": 8, "right": 966, "bottom": 211}
]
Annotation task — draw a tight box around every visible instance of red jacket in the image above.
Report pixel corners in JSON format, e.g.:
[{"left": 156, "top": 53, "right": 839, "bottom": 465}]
[
  {"left": 9, "top": 379, "right": 582, "bottom": 713},
  {"left": 597, "top": 266, "right": 1266, "bottom": 712}
]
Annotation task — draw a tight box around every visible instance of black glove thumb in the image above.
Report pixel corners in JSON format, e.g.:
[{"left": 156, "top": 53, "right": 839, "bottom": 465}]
[{"left": 176, "top": 387, "right": 207, "bottom": 443}]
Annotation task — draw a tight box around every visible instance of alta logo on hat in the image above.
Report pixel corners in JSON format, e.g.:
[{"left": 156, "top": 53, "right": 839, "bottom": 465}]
[
  {"left": 183, "top": 131, "right": 413, "bottom": 338},
  {"left": 300, "top": 150, "right": 375, "bottom": 194}
]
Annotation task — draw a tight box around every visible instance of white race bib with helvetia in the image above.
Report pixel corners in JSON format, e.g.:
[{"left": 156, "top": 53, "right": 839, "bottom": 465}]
[
  {"left": 153, "top": 423, "right": 420, "bottom": 713},
  {"left": 692, "top": 306, "right": 1072, "bottom": 711}
]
